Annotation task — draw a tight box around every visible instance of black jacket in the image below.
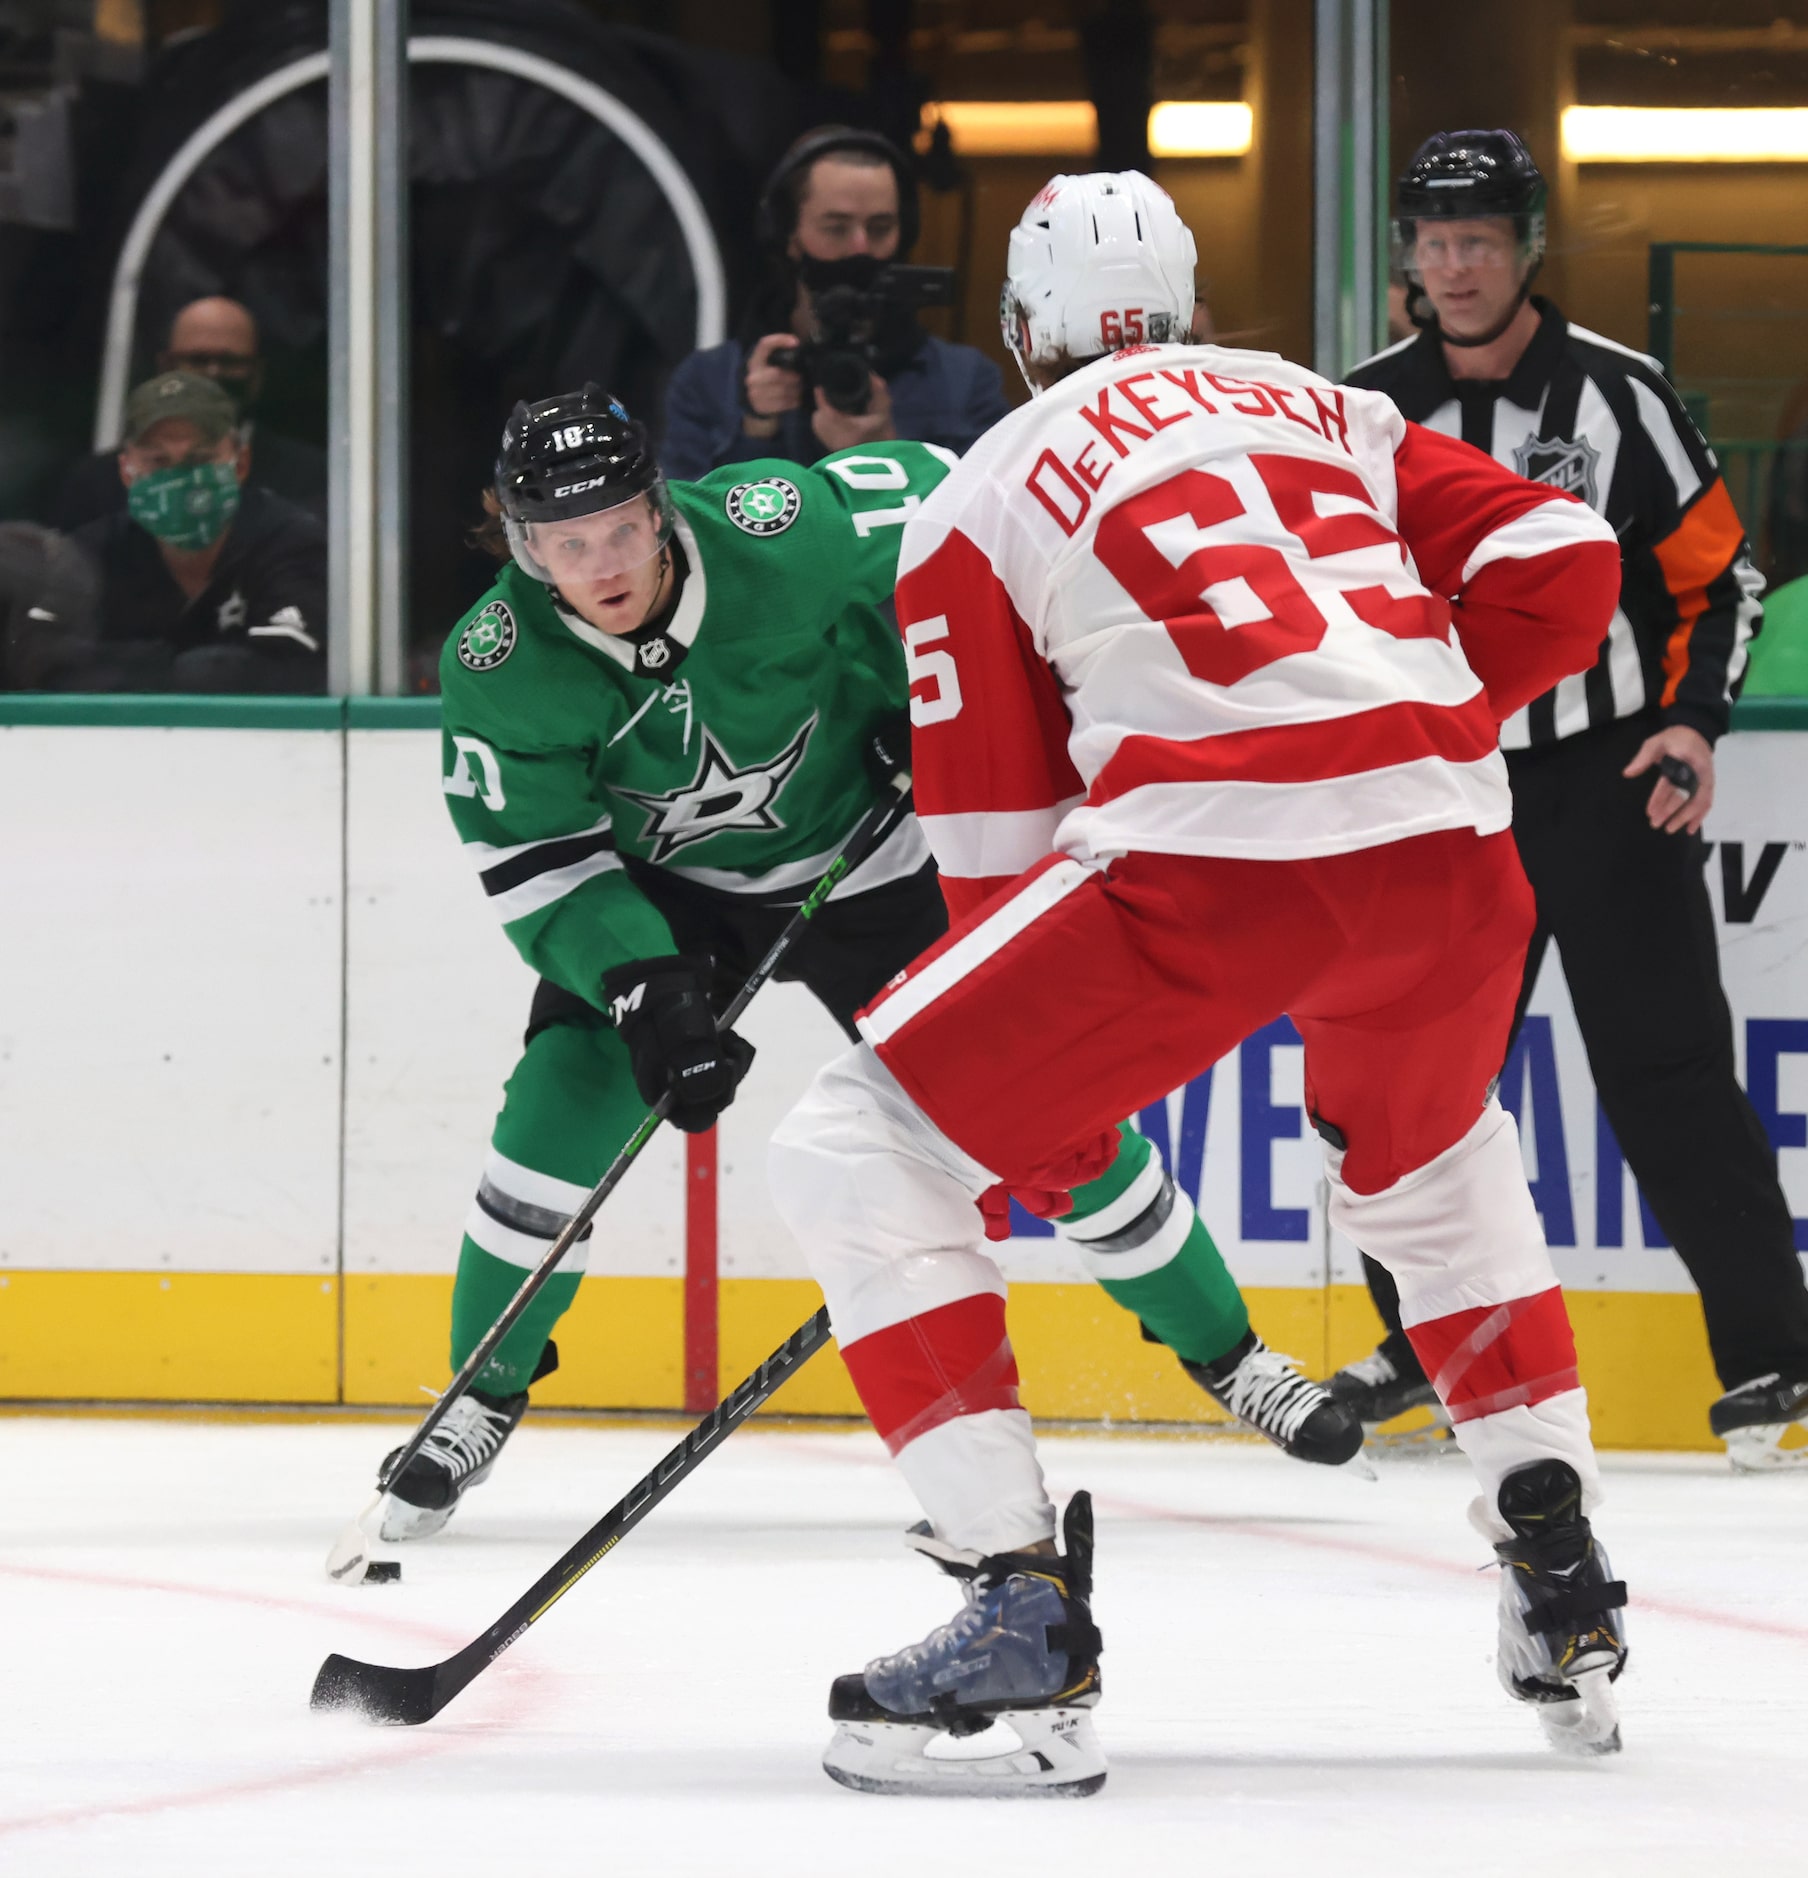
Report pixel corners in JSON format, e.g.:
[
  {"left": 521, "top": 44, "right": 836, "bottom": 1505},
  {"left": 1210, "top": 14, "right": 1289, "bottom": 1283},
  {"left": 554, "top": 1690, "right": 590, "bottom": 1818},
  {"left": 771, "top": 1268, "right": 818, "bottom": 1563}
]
[
  {"left": 68, "top": 482, "right": 327, "bottom": 693},
  {"left": 660, "top": 333, "right": 1010, "bottom": 482}
]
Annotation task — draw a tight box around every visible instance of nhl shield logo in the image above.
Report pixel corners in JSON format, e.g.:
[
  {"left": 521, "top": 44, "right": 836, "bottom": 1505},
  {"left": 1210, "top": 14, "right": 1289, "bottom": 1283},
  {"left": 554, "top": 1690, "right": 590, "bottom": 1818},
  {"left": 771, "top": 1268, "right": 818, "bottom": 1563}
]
[
  {"left": 1513, "top": 434, "right": 1602, "bottom": 507},
  {"left": 458, "top": 600, "right": 517, "bottom": 671},
  {"left": 725, "top": 477, "right": 802, "bottom": 536}
]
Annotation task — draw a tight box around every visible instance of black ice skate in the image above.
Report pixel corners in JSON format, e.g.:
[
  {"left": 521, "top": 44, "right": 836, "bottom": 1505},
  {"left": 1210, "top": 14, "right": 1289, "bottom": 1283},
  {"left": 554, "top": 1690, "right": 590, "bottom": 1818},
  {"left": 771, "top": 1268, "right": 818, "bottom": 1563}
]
[
  {"left": 1325, "top": 1344, "right": 1452, "bottom": 1449},
  {"left": 1707, "top": 1372, "right": 1808, "bottom": 1472},
  {"left": 377, "top": 1387, "right": 528, "bottom": 1541},
  {"left": 1492, "top": 1459, "right": 1627, "bottom": 1756},
  {"left": 1182, "top": 1331, "right": 1364, "bottom": 1466},
  {"left": 823, "top": 1491, "right": 1106, "bottom": 1798}
]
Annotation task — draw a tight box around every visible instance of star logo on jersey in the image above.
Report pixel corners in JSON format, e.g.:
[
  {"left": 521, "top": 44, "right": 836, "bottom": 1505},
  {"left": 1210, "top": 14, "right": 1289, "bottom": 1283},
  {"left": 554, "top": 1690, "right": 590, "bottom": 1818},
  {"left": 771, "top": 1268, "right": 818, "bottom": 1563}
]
[
  {"left": 1513, "top": 434, "right": 1601, "bottom": 508},
  {"left": 724, "top": 476, "right": 802, "bottom": 536},
  {"left": 458, "top": 600, "right": 517, "bottom": 671},
  {"left": 616, "top": 717, "right": 816, "bottom": 862}
]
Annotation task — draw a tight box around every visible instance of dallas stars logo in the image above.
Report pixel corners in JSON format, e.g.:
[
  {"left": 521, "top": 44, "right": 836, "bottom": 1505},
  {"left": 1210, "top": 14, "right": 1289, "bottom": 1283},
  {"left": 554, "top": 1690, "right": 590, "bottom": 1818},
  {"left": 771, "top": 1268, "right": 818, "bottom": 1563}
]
[
  {"left": 458, "top": 600, "right": 517, "bottom": 671},
  {"left": 617, "top": 717, "right": 816, "bottom": 862},
  {"left": 725, "top": 476, "right": 802, "bottom": 536}
]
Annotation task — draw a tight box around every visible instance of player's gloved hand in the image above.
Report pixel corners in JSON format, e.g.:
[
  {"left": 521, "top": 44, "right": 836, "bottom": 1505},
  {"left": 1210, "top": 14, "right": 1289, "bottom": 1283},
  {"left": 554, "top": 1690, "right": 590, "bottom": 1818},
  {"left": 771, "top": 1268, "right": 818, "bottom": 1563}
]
[
  {"left": 864, "top": 706, "right": 913, "bottom": 795},
  {"left": 600, "top": 954, "right": 755, "bottom": 1134}
]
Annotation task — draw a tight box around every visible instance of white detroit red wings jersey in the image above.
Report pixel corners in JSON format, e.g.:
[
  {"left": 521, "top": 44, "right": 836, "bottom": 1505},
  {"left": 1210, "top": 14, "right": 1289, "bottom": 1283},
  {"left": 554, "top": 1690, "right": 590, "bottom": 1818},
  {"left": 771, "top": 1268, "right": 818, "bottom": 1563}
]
[{"left": 894, "top": 342, "right": 1621, "bottom": 915}]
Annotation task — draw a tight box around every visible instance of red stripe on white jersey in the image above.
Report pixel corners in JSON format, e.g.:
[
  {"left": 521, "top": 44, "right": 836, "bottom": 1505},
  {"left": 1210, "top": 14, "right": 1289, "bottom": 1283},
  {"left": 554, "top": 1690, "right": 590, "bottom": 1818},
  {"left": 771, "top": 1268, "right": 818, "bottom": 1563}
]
[
  {"left": 892, "top": 346, "right": 1619, "bottom": 873},
  {"left": 1087, "top": 692, "right": 1500, "bottom": 802},
  {"left": 897, "top": 526, "right": 1082, "bottom": 826}
]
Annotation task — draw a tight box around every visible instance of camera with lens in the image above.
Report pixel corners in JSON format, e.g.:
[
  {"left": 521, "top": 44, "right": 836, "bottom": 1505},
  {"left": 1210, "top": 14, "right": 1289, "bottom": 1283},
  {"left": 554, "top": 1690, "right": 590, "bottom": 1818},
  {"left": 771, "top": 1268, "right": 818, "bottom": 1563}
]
[{"left": 771, "top": 263, "right": 956, "bottom": 416}]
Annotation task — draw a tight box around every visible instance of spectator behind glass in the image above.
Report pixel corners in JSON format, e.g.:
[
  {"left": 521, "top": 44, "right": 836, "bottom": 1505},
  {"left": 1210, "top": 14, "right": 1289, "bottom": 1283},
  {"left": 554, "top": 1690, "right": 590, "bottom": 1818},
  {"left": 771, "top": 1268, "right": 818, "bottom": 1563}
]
[
  {"left": 660, "top": 127, "right": 1009, "bottom": 478},
  {"left": 62, "top": 370, "right": 326, "bottom": 694},
  {"left": 51, "top": 297, "right": 328, "bottom": 530}
]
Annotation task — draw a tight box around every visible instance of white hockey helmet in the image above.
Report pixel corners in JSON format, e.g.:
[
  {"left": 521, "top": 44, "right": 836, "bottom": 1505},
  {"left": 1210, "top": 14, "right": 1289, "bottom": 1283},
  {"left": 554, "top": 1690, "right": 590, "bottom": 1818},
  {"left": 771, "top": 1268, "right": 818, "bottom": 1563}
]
[{"left": 1001, "top": 171, "right": 1197, "bottom": 392}]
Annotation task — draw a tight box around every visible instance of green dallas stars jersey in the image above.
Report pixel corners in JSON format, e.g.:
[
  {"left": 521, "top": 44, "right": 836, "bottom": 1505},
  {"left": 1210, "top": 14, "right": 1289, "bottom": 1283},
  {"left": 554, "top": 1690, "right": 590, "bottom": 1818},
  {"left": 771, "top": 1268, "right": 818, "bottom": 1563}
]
[{"left": 438, "top": 442, "right": 955, "bottom": 1006}]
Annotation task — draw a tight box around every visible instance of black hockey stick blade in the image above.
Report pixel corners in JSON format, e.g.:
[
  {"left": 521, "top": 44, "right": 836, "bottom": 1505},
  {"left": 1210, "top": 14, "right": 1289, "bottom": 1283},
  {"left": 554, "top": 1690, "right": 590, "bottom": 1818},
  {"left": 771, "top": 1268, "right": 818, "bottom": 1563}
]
[
  {"left": 309, "top": 1306, "right": 834, "bottom": 1725},
  {"left": 310, "top": 1654, "right": 442, "bottom": 1726}
]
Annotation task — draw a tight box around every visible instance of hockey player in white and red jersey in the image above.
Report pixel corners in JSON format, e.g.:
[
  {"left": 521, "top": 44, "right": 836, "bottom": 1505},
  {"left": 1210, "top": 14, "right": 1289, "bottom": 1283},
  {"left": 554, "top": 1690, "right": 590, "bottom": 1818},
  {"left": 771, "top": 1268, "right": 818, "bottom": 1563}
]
[{"left": 768, "top": 172, "right": 1631, "bottom": 1796}]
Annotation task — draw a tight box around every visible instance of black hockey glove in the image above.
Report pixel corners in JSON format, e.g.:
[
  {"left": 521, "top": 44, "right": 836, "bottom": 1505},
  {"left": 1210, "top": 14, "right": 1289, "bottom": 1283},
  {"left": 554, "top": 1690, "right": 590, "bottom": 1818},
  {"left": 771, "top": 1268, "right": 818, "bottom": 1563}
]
[
  {"left": 600, "top": 954, "right": 755, "bottom": 1134},
  {"left": 864, "top": 706, "right": 913, "bottom": 796}
]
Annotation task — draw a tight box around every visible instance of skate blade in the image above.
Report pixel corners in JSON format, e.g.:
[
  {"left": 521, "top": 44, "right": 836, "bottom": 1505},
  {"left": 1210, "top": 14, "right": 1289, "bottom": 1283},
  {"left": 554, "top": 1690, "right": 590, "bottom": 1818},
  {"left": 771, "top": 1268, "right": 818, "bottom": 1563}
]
[
  {"left": 1721, "top": 1422, "right": 1808, "bottom": 1473},
  {"left": 1362, "top": 1405, "right": 1455, "bottom": 1459},
  {"left": 1537, "top": 1667, "right": 1622, "bottom": 1758},
  {"left": 823, "top": 1707, "right": 1106, "bottom": 1798},
  {"left": 376, "top": 1493, "right": 455, "bottom": 1543}
]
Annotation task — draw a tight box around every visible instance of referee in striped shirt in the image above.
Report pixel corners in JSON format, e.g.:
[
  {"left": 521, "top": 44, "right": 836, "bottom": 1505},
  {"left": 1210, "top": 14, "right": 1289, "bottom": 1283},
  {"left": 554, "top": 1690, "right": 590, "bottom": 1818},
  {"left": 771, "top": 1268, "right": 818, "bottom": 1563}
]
[{"left": 1326, "top": 129, "right": 1808, "bottom": 1466}]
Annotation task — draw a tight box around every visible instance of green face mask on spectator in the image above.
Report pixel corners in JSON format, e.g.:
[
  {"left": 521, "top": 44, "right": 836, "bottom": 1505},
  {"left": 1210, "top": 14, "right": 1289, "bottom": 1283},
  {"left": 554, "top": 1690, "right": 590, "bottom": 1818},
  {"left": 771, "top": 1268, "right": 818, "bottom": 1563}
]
[{"left": 126, "top": 459, "right": 242, "bottom": 551}]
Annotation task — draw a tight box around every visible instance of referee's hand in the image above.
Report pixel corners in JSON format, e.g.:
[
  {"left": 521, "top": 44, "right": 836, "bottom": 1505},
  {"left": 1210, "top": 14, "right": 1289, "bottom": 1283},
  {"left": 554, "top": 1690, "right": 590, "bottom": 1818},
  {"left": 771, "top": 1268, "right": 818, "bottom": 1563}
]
[{"left": 1624, "top": 724, "right": 1715, "bottom": 836}]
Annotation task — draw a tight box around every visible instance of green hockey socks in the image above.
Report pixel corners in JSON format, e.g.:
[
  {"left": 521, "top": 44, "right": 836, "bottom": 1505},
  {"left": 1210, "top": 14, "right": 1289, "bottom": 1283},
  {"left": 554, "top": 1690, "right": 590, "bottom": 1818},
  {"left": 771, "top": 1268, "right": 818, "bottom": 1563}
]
[
  {"left": 449, "top": 1238, "right": 580, "bottom": 1395},
  {"left": 1060, "top": 1124, "right": 1250, "bottom": 1367}
]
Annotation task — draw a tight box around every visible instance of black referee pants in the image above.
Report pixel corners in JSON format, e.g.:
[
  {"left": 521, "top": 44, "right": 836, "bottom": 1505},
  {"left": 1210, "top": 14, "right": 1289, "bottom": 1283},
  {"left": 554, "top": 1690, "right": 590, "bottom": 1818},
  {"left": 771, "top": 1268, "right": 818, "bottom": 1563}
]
[{"left": 1362, "top": 711, "right": 1808, "bottom": 1391}]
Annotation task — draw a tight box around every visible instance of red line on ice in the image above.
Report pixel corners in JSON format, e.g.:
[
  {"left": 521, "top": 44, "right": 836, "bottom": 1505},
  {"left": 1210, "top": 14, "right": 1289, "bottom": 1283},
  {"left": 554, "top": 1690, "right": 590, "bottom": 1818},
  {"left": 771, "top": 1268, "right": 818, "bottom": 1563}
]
[
  {"left": 0, "top": 1559, "right": 546, "bottom": 1842},
  {"left": 0, "top": 1732, "right": 461, "bottom": 1841},
  {"left": 789, "top": 1435, "right": 1808, "bottom": 1647},
  {"left": 1094, "top": 1489, "right": 1808, "bottom": 1644},
  {"left": 0, "top": 1557, "right": 455, "bottom": 1643}
]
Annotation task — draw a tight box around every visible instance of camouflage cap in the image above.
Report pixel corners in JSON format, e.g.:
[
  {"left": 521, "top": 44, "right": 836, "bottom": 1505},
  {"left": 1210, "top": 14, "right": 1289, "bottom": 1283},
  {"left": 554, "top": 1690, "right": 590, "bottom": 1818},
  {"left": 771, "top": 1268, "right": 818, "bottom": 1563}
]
[{"left": 123, "top": 370, "right": 239, "bottom": 447}]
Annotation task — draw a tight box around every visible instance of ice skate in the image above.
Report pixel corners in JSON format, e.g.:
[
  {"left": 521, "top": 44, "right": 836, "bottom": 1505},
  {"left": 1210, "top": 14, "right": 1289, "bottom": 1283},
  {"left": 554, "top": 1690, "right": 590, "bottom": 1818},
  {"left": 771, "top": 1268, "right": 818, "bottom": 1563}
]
[
  {"left": 1492, "top": 1459, "right": 1627, "bottom": 1756},
  {"left": 1326, "top": 1345, "right": 1452, "bottom": 1451},
  {"left": 1182, "top": 1331, "right": 1364, "bottom": 1466},
  {"left": 377, "top": 1387, "right": 527, "bottom": 1541},
  {"left": 823, "top": 1491, "right": 1106, "bottom": 1798},
  {"left": 1708, "top": 1372, "right": 1808, "bottom": 1472}
]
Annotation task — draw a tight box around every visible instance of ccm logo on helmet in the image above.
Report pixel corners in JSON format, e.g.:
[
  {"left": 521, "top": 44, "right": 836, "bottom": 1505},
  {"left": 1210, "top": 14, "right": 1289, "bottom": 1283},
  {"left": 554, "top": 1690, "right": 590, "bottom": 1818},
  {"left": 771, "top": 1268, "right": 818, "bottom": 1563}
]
[{"left": 554, "top": 474, "right": 613, "bottom": 499}]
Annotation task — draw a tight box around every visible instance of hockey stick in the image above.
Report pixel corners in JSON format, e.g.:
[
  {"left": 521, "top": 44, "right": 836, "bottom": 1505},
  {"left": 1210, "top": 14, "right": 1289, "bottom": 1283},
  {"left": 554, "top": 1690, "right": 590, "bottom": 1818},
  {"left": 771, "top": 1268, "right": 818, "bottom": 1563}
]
[
  {"left": 312, "top": 1304, "right": 834, "bottom": 1722},
  {"left": 323, "top": 773, "right": 910, "bottom": 1585}
]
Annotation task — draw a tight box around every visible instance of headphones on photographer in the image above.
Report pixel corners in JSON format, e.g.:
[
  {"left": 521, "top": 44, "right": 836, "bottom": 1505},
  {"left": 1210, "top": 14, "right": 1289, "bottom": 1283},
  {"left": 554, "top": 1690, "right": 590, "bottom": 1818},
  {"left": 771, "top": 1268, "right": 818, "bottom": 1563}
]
[{"left": 754, "top": 126, "right": 920, "bottom": 257}]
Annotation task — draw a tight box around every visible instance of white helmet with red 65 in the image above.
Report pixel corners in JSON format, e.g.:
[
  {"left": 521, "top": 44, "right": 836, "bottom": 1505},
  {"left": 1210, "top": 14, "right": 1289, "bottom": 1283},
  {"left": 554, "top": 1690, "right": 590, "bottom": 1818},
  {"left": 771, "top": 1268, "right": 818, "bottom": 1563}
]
[{"left": 1001, "top": 170, "right": 1197, "bottom": 393}]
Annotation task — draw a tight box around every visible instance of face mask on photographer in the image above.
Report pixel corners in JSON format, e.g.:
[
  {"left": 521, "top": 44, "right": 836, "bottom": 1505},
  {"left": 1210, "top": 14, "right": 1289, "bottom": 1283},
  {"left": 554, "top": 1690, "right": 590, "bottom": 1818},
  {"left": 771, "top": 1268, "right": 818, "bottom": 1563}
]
[{"left": 794, "top": 252, "right": 886, "bottom": 300}]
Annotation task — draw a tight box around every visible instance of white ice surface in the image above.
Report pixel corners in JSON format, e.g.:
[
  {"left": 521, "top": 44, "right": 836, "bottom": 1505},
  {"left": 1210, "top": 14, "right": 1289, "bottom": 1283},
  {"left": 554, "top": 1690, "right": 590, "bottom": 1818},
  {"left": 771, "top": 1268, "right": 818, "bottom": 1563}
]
[{"left": 2, "top": 1416, "right": 1805, "bottom": 1876}]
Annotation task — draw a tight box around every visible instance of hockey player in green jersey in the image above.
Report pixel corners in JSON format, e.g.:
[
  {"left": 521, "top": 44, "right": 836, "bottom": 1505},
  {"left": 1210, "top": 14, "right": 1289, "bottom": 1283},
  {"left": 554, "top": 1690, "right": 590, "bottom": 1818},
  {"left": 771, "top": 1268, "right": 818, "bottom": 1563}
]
[{"left": 378, "top": 386, "right": 1358, "bottom": 1541}]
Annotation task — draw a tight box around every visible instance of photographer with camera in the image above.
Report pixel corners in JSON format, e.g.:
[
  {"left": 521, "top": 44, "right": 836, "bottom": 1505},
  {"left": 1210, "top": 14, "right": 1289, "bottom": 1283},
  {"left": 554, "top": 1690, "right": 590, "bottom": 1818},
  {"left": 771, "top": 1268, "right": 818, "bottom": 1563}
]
[{"left": 661, "top": 127, "right": 1009, "bottom": 478}]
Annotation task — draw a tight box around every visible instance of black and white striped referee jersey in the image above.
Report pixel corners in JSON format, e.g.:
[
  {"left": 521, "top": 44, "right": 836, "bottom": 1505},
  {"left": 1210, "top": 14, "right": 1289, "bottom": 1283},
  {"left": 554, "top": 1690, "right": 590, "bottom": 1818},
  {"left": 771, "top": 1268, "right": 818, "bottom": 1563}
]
[{"left": 1347, "top": 298, "right": 1763, "bottom": 750}]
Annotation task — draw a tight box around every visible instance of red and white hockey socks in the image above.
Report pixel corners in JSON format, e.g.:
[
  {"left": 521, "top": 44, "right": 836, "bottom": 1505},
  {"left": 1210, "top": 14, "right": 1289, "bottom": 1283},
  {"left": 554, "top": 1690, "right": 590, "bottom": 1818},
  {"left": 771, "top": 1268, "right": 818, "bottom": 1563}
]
[
  {"left": 770, "top": 1046, "right": 1058, "bottom": 1554},
  {"left": 1325, "top": 1098, "right": 1601, "bottom": 1537}
]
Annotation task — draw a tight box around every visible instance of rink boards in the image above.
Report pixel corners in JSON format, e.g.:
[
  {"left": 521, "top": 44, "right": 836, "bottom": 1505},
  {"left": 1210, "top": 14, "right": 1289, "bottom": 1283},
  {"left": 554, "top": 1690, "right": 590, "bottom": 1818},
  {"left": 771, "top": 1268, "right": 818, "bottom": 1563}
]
[{"left": 2, "top": 697, "right": 1806, "bottom": 1448}]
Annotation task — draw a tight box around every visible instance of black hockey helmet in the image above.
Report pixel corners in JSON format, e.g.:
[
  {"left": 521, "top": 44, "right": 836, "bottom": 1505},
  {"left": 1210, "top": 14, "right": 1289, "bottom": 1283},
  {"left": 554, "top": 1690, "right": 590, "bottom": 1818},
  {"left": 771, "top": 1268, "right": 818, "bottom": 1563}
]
[
  {"left": 1393, "top": 129, "right": 1547, "bottom": 268},
  {"left": 1393, "top": 130, "right": 1547, "bottom": 345},
  {"left": 493, "top": 384, "right": 675, "bottom": 584}
]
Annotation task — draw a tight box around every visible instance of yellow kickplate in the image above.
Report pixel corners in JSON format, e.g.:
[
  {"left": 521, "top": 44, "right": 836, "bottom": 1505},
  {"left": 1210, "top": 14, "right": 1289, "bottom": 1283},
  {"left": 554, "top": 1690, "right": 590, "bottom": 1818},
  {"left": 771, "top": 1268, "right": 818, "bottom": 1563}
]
[
  {"left": 0, "top": 1271, "right": 337, "bottom": 1402},
  {"left": 0, "top": 1269, "right": 1737, "bottom": 1446}
]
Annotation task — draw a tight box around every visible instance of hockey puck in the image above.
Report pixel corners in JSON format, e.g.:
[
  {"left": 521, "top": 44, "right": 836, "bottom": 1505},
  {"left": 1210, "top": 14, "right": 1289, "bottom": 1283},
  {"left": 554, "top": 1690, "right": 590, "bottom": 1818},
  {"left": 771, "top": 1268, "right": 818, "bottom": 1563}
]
[
  {"left": 1656, "top": 753, "right": 1699, "bottom": 800},
  {"left": 365, "top": 1560, "right": 402, "bottom": 1584}
]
